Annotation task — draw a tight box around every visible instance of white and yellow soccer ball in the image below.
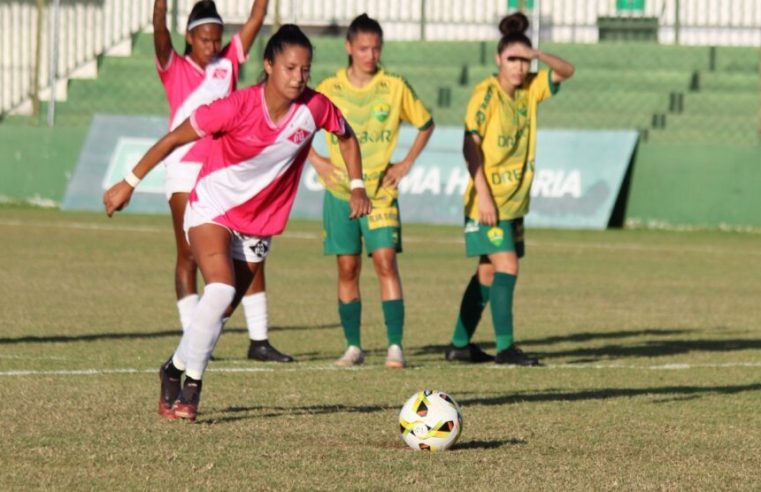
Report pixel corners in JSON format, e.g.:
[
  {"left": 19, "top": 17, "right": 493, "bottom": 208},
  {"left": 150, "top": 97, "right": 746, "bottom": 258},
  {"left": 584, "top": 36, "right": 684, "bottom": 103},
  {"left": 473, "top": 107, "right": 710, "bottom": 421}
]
[{"left": 399, "top": 389, "right": 462, "bottom": 451}]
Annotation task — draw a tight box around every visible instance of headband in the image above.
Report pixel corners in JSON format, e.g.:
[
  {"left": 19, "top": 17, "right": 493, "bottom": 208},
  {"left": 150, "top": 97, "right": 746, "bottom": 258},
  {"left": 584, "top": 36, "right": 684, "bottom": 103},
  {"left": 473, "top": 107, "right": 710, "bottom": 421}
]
[{"left": 187, "top": 17, "right": 223, "bottom": 31}]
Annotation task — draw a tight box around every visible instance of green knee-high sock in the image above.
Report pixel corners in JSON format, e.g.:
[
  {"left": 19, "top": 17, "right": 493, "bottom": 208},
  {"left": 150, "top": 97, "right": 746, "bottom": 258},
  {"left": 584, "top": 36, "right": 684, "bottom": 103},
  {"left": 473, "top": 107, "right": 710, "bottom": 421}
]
[
  {"left": 451, "top": 275, "right": 491, "bottom": 348},
  {"left": 382, "top": 299, "right": 404, "bottom": 347},
  {"left": 490, "top": 272, "right": 517, "bottom": 351},
  {"left": 338, "top": 300, "right": 362, "bottom": 348}
]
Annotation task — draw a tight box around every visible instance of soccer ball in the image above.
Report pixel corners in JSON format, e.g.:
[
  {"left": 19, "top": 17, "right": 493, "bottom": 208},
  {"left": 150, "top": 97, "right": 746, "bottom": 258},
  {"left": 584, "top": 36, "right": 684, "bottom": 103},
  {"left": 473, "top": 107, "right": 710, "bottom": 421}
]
[{"left": 399, "top": 389, "right": 462, "bottom": 451}]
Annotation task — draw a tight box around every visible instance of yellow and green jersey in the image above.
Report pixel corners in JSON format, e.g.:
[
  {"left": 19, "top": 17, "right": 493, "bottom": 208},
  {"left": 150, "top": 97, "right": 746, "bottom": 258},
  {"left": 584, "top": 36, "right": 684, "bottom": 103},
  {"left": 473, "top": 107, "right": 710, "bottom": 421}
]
[
  {"left": 463, "top": 69, "right": 558, "bottom": 221},
  {"left": 316, "top": 68, "right": 433, "bottom": 207}
]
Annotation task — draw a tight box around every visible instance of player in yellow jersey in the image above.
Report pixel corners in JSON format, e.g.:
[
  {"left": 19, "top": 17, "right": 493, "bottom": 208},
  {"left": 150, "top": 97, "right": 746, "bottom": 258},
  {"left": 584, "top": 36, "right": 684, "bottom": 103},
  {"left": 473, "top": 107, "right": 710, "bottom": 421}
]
[
  {"left": 445, "top": 12, "right": 574, "bottom": 365},
  {"left": 309, "top": 14, "right": 434, "bottom": 368}
]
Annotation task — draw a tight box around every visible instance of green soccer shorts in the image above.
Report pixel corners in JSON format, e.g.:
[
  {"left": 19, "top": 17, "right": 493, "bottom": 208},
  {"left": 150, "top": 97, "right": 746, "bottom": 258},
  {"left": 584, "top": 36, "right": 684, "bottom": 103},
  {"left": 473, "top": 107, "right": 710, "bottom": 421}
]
[
  {"left": 323, "top": 192, "right": 403, "bottom": 256},
  {"left": 463, "top": 217, "right": 525, "bottom": 258}
]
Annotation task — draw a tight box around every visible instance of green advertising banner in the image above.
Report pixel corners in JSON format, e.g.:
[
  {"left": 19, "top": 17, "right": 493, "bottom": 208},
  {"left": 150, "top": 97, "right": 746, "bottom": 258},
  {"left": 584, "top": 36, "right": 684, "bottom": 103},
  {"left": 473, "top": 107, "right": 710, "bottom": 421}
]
[
  {"left": 63, "top": 115, "right": 638, "bottom": 230},
  {"left": 617, "top": 0, "right": 645, "bottom": 11},
  {"left": 507, "top": 0, "right": 534, "bottom": 10}
]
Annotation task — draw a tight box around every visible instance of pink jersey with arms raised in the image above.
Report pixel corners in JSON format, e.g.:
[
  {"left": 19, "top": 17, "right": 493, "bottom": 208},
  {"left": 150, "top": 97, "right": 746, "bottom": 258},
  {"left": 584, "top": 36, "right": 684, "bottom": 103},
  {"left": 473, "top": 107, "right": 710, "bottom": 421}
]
[
  {"left": 186, "top": 84, "right": 347, "bottom": 236},
  {"left": 157, "top": 34, "right": 246, "bottom": 166}
]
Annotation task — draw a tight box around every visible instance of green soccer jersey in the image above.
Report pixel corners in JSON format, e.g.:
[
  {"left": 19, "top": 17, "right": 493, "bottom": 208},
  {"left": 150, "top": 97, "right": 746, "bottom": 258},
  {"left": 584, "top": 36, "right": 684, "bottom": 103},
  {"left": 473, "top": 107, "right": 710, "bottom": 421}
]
[{"left": 316, "top": 68, "right": 433, "bottom": 207}]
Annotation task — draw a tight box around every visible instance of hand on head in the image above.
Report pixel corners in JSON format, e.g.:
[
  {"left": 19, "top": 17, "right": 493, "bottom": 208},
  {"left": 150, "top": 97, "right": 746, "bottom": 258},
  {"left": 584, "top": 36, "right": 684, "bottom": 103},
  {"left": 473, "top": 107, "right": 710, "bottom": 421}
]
[{"left": 503, "top": 44, "right": 536, "bottom": 62}]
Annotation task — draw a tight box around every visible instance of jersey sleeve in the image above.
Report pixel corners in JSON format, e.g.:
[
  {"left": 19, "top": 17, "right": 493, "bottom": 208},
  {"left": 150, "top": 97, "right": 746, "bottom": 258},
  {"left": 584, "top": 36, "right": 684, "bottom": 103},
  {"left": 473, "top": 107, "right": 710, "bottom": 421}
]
[
  {"left": 399, "top": 78, "right": 433, "bottom": 130},
  {"left": 528, "top": 69, "right": 559, "bottom": 104},
  {"left": 221, "top": 33, "right": 247, "bottom": 65},
  {"left": 190, "top": 91, "right": 242, "bottom": 137},
  {"left": 156, "top": 49, "right": 179, "bottom": 82},
  {"left": 312, "top": 92, "right": 347, "bottom": 136},
  {"left": 464, "top": 84, "right": 492, "bottom": 139}
]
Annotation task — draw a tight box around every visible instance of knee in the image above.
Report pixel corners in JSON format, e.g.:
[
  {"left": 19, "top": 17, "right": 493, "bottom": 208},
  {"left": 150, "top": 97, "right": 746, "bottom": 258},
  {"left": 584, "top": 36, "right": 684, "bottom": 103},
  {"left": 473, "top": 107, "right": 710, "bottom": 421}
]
[
  {"left": 373, "top": 256, "right": 398, "bottom": 280},
  {"left": 337, "top": 261, "right": 360, "bottom": 283}
]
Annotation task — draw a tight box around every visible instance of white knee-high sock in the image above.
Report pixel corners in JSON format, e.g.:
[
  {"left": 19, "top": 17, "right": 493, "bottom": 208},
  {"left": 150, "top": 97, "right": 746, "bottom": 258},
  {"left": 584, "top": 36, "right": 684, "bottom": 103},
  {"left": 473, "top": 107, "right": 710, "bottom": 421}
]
[
  {"left": 242, "top": 292, "right": 268, "bottom": 341},
  {"left": 177, "top": 294, "right": 199, "bottom": 332},
  {"left": 173, "top": 283, "right": 235, "bottom": 380}
]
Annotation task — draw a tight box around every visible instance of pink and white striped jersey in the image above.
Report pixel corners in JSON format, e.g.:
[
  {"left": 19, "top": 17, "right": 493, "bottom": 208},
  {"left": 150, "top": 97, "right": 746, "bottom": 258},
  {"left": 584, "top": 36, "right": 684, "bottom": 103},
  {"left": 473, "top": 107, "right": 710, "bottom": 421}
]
[
  {"left": 187, "top": 84, "right": 348, "bottom": 237},
  {"left": 157, "top": 34, "right": 246, "bottom": 167}
]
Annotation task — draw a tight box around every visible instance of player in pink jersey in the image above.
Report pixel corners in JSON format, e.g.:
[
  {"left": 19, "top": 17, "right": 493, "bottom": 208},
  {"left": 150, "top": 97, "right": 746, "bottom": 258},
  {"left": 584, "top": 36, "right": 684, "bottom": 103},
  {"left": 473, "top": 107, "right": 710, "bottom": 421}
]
[
  {"left": 153, "top": 0, "right": 294, "bottom": 363},
  {"left": 104, "top": 25, "right": 372, "bottom": 422}
]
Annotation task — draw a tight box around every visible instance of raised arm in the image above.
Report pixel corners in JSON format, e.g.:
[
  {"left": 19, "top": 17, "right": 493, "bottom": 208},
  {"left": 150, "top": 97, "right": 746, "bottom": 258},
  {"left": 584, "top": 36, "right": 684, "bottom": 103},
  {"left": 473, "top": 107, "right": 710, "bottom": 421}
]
[
  {"left": 103, "top": 120, "right": 200, "bottom": 217},
  {"left": 239, "top": 0, "right": 270, "bottom": 55},
  {"left": 334, "top": 125, "right": 372, "bottom": 219},
  {"left": 463, "top": 132, "right": 497, "bottom": 226},
  {"left": 537, "top": 51, "right": 575, "bottom": 84},
  {"left": 153, "top": 0, "right": 173, "bottom": 69},
  {"left": 382, "top": 121, "right": 435, "bottom": 188}
]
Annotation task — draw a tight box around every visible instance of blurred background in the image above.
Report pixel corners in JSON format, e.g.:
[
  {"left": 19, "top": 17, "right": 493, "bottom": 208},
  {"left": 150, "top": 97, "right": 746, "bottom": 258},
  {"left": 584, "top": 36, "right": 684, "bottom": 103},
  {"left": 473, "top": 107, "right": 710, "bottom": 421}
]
[{"left": 1, "top": 0, "right": 760, "bottom": 227}]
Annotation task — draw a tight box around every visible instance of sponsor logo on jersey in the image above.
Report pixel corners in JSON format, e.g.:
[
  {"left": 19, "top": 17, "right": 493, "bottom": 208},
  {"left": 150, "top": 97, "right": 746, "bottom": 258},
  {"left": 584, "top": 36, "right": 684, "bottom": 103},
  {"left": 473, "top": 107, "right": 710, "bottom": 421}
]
[{"left": 288, "top": 128, "right": 310, "bottom": 145}]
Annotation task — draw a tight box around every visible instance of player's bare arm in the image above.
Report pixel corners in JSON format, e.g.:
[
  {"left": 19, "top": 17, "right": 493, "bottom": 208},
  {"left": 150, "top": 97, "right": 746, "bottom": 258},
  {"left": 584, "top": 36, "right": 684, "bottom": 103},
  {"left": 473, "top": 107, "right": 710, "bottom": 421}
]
[
  {"left": 153, "top": 0, "right": 173, "bottom": 69},
  {"left": 509, "top": 44, "right": 575, "bottom": 84},
  {"left": 335, "top": 125, "right": 371, "bottom": 219},
  {"left": 382, "top": 121, "right": 435, "bottom": 188},
  {"left": 239, "top": 0, "right": 270, "bottom": 55},
  {"left": 103, "top": 119, "right": 200, "bottom": 217},
  {"left": 307, "top": 146, "right": 344, "bottom": 188},
  {"left": 463, "top": 132, "right": 497, "bottom": 226}
]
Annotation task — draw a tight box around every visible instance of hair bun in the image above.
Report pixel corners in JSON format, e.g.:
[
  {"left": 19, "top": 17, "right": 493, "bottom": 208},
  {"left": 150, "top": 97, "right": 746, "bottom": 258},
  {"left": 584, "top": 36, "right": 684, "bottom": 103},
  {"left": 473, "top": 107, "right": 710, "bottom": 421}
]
[{"left": 499, "top": 12, "right": 529, "bottom": 36}]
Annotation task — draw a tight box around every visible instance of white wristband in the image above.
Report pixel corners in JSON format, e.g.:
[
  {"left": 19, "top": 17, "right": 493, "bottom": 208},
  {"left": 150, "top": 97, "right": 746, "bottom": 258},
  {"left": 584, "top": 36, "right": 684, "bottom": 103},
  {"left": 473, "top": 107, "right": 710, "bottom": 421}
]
[
  {"left": 349, "top": 178, "right": 365, "bottom": 190},
  {"left": 124, "top": 171, "right": 141, "bottom": 188}
]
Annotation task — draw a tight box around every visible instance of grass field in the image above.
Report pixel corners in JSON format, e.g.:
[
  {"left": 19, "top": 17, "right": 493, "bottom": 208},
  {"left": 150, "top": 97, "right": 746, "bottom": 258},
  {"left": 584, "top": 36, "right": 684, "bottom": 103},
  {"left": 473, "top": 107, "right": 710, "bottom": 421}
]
[{"left": 1, "top": 206, "right": 760, "bottom": 490}]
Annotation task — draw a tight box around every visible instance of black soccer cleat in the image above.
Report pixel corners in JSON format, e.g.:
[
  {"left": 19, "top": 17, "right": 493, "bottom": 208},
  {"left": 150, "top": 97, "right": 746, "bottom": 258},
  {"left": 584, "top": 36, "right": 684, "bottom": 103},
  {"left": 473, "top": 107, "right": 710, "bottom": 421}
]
[
  {"left": 445, "top": 343, "right": 495, "bottom": 363},
  {"left": 158, "top": 359, "right": 182, "bottom": 419},
  {"left": 173, "top": 378, "right": 202, "bottom": 422},
  {"left": 247, "top": 340, "right": 295, "bottom": 363},
  {"left": 495, "top": 344, "right": 542, "bottom": 366}
]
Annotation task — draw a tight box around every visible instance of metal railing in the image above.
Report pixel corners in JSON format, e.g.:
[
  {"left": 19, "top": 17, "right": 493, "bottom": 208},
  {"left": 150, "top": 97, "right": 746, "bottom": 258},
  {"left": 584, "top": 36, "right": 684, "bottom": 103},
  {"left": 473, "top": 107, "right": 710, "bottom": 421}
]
[{"left": 0, "top": 0, "right": 152, "bottom": 120}]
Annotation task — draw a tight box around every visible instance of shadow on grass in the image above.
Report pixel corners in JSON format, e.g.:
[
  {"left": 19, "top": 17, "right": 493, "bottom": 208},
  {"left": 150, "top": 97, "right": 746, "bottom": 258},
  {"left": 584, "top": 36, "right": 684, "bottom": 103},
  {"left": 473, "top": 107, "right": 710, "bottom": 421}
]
[
  {"left": 0, "top": 323, "right": 339, "bottom": 345},
  {"left": 540, "top": 338, "right": 761, "bottom": 363},
  {"left": 414, "top": 329, "right": 693, "bottom": 355},
  {"left": 201, "top": 402, "right": 396, "bottom": 425},
  {"left": 413, "top": 328, "right": 761, "bottom": 363},
  {"left": 197, "top": 383, "right": 761, "bottom": 425},
  {"left": 453, "top": 438, "right": 527, "bottom": 450},
  {"left": 458, "top": 383, "right": 761, "bottom": 407}
]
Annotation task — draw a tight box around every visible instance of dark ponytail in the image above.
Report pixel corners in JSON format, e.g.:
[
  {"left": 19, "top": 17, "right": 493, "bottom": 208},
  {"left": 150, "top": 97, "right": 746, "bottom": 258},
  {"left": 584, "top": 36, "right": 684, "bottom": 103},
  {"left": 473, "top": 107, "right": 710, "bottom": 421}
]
[
  {"left": 260, "top": 24, "right": 314, "bottom": 81},
  {"left": 497, "top": 12, "right": 532, "bottom": 53},
  {"left": 184, "top": 1, "right": 224, "bottom": 56},
  {"left": 346, "top": 13, "right": 383, "bottom": 66}
]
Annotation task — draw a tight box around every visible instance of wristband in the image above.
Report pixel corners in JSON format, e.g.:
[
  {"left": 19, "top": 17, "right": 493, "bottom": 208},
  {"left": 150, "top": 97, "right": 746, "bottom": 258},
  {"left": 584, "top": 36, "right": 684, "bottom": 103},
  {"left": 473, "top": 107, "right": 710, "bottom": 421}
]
[
  {"left": 349, "top": 179, "right": 365, "bottom": 190},
  {"left": 124, "top": 171, "right": 141, "bottom": 188}
]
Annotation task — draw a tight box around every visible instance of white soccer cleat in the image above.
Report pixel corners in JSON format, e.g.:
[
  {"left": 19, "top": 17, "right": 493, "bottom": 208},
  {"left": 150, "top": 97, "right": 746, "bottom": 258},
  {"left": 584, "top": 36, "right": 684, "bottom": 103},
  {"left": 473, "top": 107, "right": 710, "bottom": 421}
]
[
  {"left": 385, "top": 344, "right": 405, "bottom": 369},
  {"left": 335, "top": 345, "right": 365, "bottom": 367}
]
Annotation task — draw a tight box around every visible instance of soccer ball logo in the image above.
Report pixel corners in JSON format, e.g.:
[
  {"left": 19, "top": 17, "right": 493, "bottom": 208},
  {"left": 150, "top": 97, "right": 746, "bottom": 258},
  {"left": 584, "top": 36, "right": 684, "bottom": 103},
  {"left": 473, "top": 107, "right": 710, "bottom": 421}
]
[{"left": 399, "top": 389, "right": 462, "bottom": 451}]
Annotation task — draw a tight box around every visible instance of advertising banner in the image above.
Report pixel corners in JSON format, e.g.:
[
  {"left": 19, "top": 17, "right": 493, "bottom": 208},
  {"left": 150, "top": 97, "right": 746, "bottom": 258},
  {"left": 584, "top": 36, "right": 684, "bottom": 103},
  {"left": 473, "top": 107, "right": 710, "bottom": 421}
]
[{"left": 63, "top": 115, "right": 638, "bottom": 229}]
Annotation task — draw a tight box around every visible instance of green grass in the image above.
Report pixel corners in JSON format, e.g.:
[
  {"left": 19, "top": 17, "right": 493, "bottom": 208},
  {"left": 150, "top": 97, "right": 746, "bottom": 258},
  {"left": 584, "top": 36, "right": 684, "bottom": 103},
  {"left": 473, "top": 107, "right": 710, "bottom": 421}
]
[{"left": 1, "top": 207, "right": 761, "bottom": 489}]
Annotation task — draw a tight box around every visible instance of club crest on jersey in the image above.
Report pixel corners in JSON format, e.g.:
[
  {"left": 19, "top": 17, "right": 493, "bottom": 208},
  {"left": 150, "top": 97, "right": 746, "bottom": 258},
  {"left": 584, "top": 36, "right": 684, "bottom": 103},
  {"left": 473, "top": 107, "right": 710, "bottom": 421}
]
[
  {"left": 212, "top": 68, "right": 229, "bottom": 79},
  {"left": 288, "top": 128, "right": 310, "bottom": 145},
  {"left": 372, "top": 103, "right": 390, "bottom": 122}
]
